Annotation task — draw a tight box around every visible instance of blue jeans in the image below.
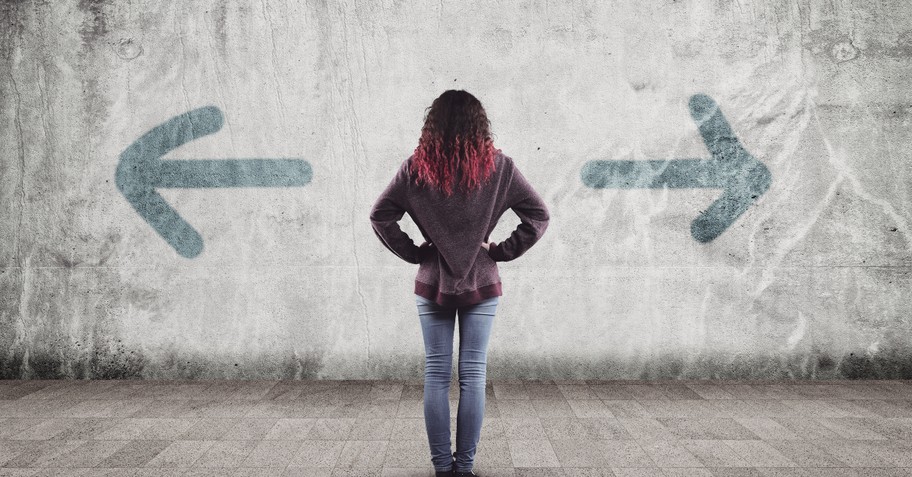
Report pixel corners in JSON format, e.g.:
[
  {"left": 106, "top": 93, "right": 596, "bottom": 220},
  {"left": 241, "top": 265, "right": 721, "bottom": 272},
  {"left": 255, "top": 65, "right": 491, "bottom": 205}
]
[{"left": 416, "top": 293, "right": 499, "bottom": 473}]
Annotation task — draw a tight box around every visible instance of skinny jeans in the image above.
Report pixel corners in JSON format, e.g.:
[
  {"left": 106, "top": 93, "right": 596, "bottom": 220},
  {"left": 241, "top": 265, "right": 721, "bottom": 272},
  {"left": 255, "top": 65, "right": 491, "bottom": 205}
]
[{"left": 416, "top": 293, "right": 498, "bottom": 473}]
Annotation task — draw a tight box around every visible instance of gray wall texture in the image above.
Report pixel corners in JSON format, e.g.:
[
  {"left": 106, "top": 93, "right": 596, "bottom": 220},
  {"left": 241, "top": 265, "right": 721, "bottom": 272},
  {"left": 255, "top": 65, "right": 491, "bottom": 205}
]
[{"left": 1, "top": 0, "right": 910, "bottom": 380}]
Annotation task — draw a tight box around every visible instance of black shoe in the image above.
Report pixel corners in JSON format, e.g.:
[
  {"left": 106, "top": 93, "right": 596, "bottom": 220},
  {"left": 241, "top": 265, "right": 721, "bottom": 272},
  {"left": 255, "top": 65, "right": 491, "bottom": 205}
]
[
  {"left": 434, "top": 469, "right": 454, "bottom": 477},
  {"left": 455, "top": 471, "right": 477, "bottom": 477}
]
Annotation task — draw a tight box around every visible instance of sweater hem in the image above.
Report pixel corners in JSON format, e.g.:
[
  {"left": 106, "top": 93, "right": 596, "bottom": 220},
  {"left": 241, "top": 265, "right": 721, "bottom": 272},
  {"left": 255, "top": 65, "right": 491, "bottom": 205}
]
[{"left": 414, "top": 281, "right": 503, "bottom": 307}]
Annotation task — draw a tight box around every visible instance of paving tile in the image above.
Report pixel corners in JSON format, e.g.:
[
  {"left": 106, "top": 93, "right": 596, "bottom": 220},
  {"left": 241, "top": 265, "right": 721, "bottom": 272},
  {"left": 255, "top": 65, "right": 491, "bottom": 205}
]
[
  {"left": 716, "top": 385, "right": 771, "bottom": 400},
  {"left": 178, "top": 418, "right": 242, "bottom": 440},
  {"left": 589, "top": 384, "right": 636, "bottom": 400},
  {"left": 731, "top": 418, "right": 800, "bottom": 440},
  {"left": 762, "top": 440, "right": 845, "bottom": 467},
  {"left": 596, "top": 440, "right": 655, "bottom": 467},
  {"left": 530, "top": 399, "right": 575, "bottom": 418},
  {"left": 0, "top": 440, "right": 34, "bottom": 466},
  {"left": 192, "top": 440, "right": 256, "bottom": 467},
  {"left": 239, "top": 439, "right": 302, "bottom": 468},
  {"left": 611, "top": 469, "right": 658, "bottom": 477},
  {"left": 3, "top": 439, "right": 84, "bottom": 468},
  {"left": 822, "top": 400, "right": 885, "bottom": 418},
  {"left": 129, "top": 400, "right": 197, "bottom": 419},
  {"left": 639, "top": 400, "right": 720, "bottom": 419},
  {"left": 820, "top": 440, "right": 898, "bottom": 467},
  {"left": 63, "top": 399, "right": 151, "bottom": 418},
  {"left": 221, "top": 418, "right": 279, "bottom": 440},
  {"left": 334, "top": 440, "right": 388, "bottom": 470},
  {"left": 243, "top": 400, "right": 303, "bottom": 418},
  {"left": 567, "top": 400, "right": 614, "bottom": 418},
  {"left": 264, "top": 418, "right": 319, "bottom": 440},
  {"left": 388, "top": 418, "right": 426, "bottom": 441},
  {"left": 395, "top": 400, "right": 424, "bottom": 418},
  {"left": 41, "top": 439, "right": 132, "bottom": 467},
  {"left": 662, "top": 469, "right": 715, "bottom": 477},
  {"left": 706, "top": 400, "right": 797, "bottom": 419},
  {"left": 639, "top": 440, "right": 704, "bottom": 467},
  {"left": 858, "top": 418, "right": 912, "bottom": 439},
  {"left": 507, "top": 440, "right": 561, "bottom": 467},
  {"left": 358, "top": 400, "right": 400, "bottom": 419},
  {"left": 680, "top": 440, "right": 749, "bottom": 467},
  {"left": 325, "top": 401, "right": 368, "bottom": 418},
  {"left": 621, "top": 385, "right": 673, "bottom": 401},
  {"left": 496, "top": 399, "right": 537, "bottom": 418},
  {"left": 657, "top": 418, "right": 758, "bottom": 440},
  {"left": 721, "top": 440, "right": 797, "bottom": 467},
  {"left": 348, "top": 418, "right": 394, "bottom": 440},
  {"left": 95, "top": 418, "right": 158, "bottom": 440},
  {"left": 8, "top": 419, "right": 75, "bottom": 440},
  {"left": 550, "top": 438, "right": 616, "bottom": 467},
  {"left": 493, "top": 384, "right": 529, "bottom": 400},
  {"left": 540, "top": 417, "right": 631, "bottom": 440},
  {"left": 479, "top": 417, "right": 508, "bottom": 440},
  {"left": 768, "top": 417, "right": 842, "bottom": 440},
  {"left": 139, "top": 418, "right": 200, "bottom": 440},
  {"left": 558, "top": 384, "right": 598, "bottom": 400},
  {"left": 618, "top": 418, "right": 676, "bottom": 441},
  {"left": 602, "top": 401, "right": 651, "bottom": 418},
  {"left": 754, "top": 469, "right": 813, "bottom": 477},
  {"left": 558, "top": 468, "right": 616, "bottom": 476},
  {"left": 287, "top": 440, "right": 346, "bottom": 467},
  {"left": 97, "top": 439, "right": 172, "bottom": 467},
  {"left": 499, "top": 418, "right": 548, "bottom": 440},
  {"left": 225, "top": 381, "right": 278, "bottom": 400},
  {"left": 0, "top": 419, "right": 45, "bottom": 439},
  {"left": 779, "top": 400, "right": 852, "bottom": 419},
  {"left": 3, "top": 400, "right": 82, "bottom": 419},
  {"left": 475, "top": 438, "right": 512, "bottom": 468},
  {"left": 144, "top": 440, "right": 215, "bottom": 467},
  {"left": 381, "top": 439, "right": 429, "bottom": 468},
  {"left": 705, "top": 467, "right": 764, "bottom": 476},
  {"left": 306, "top": 418, "right": 357, "bottom": 440},
  {"left": 686, "top": 384, "right": 736, "bottom": 400},
  {"left": 52, "top": 418, "right": 119, "bottom": 440},
  {"left": 524, "top": 383, "right": 565, "bottom": 400},
  {"left": 849, "top": 400, "right": 912, "bottom": 418},
  {"left": 815, "top": 418, "right": 889, "bottom": 440}
]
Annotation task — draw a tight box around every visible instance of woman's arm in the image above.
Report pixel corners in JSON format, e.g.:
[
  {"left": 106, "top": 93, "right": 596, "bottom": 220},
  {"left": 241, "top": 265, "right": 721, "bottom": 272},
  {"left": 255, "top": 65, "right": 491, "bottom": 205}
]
[
  {"left": 487, "top": 161, "right": 550, "bottom": 261},
  {"left": 369, "top": 161, "right": 425, "bottom": 264}
]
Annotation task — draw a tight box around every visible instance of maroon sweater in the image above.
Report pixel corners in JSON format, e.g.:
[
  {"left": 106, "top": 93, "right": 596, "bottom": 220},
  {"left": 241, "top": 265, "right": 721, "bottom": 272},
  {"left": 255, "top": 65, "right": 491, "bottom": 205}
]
[{"left": 370, "top": 151, "right": 550, "bottom": 307}]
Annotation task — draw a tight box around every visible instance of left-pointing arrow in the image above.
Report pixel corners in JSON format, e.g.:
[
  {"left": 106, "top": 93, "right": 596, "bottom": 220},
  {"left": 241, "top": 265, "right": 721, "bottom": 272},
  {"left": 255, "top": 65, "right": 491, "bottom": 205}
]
[{"left": 116, "top": 105, "right": 313, "bottom": 258}]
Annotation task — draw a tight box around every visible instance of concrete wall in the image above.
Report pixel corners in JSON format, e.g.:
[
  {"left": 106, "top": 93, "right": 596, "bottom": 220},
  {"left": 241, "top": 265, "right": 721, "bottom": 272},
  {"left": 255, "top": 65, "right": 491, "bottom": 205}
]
[{"left": 1, "top": 0, "right": 910, "bottom": 380}]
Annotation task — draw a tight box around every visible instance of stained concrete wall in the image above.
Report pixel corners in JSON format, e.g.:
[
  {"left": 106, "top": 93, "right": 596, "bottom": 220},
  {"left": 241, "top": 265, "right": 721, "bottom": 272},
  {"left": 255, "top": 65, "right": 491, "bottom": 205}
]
[{"left": 1, "top": 0, "right": 910, "bottom": 380}]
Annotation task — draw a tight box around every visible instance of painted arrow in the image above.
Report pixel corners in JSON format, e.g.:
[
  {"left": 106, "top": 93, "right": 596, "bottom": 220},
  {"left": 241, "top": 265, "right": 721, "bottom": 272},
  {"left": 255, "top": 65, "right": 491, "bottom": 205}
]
[
  {"left": 116, "top": 105, "right": 312, "bottom": 258},
  {"left": 580, "top": 94, "right": 771, "bottom": 243}
]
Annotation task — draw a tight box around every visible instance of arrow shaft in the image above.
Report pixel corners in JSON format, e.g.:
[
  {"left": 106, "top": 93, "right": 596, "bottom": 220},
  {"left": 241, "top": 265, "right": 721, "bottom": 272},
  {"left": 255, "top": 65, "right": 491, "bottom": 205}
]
[
  {"left": 155, "top": 159, "right": 313, "bottom": 188},
  {"left": 581, "top": 159, "right": 733, "bottom": 189}
]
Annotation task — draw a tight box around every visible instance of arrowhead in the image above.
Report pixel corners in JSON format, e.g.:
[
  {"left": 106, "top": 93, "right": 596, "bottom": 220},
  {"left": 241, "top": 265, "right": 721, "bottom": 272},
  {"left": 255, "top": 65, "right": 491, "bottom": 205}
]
[
  {"left": 687, "top": 94, "right": 771, "bottom": 242},
  {"left": 115, "top": 106, "right": 225, "bottom": 258}
]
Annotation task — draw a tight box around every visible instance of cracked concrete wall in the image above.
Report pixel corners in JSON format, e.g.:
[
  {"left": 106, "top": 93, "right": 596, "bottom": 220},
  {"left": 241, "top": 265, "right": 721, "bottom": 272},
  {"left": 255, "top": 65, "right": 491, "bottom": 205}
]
[{"left": 1, "top": 0, "right": 910, "bottom": 379}]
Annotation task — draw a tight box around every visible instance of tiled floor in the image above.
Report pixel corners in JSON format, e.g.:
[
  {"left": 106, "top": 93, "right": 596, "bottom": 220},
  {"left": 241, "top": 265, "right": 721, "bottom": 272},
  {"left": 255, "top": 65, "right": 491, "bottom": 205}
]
[{"left": 1, "top": 379, "right": 912, "bottom": 476}]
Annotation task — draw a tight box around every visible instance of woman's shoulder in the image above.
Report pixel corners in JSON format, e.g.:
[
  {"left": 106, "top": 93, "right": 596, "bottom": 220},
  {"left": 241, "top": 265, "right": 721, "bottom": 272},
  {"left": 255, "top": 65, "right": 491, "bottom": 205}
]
[{"left": 493, "top": 149, "right": 516, "bottom": 169}]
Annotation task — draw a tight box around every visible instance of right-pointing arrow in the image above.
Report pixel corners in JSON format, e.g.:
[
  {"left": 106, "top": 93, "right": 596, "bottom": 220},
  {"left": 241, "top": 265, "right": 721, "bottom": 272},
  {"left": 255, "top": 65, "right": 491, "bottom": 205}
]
[{"left": 580, "top": 94, "right": 772, "bottom": 243}]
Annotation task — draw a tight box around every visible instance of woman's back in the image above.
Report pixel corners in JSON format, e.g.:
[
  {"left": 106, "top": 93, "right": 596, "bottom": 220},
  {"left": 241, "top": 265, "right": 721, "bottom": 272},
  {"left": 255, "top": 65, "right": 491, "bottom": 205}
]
[{"left": 370, "top": 150, "right": 549, "bottom": 307}]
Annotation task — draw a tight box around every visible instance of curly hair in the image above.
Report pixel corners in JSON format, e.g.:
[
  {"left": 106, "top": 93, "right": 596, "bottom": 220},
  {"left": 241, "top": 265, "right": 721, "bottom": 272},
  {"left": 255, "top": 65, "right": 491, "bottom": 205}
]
[{"left": 410, "top": 90, "right": 501, "bottom": 196}]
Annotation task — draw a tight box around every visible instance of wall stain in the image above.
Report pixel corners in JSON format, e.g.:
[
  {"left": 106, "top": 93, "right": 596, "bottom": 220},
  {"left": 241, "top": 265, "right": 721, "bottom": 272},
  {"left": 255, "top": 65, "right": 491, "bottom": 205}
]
[{"left": 76, "top": 0, "right": 109, "bottom": 46}]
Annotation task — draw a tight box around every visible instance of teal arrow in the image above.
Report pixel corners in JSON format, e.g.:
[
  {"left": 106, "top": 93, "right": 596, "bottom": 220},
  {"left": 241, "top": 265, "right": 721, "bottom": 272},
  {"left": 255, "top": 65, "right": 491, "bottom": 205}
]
[
  {"left": 116, "top": 106, "right": 313, "bottom": 258},
  {"left": 580, "top": 94, "right": 771, "bottom": 242}
]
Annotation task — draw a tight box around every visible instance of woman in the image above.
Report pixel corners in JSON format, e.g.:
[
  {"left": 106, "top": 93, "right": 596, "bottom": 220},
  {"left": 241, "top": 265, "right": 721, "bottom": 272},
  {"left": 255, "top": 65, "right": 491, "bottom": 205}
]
[{"left": 369, "top": 90, "right": 549, "bottom": 476}]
